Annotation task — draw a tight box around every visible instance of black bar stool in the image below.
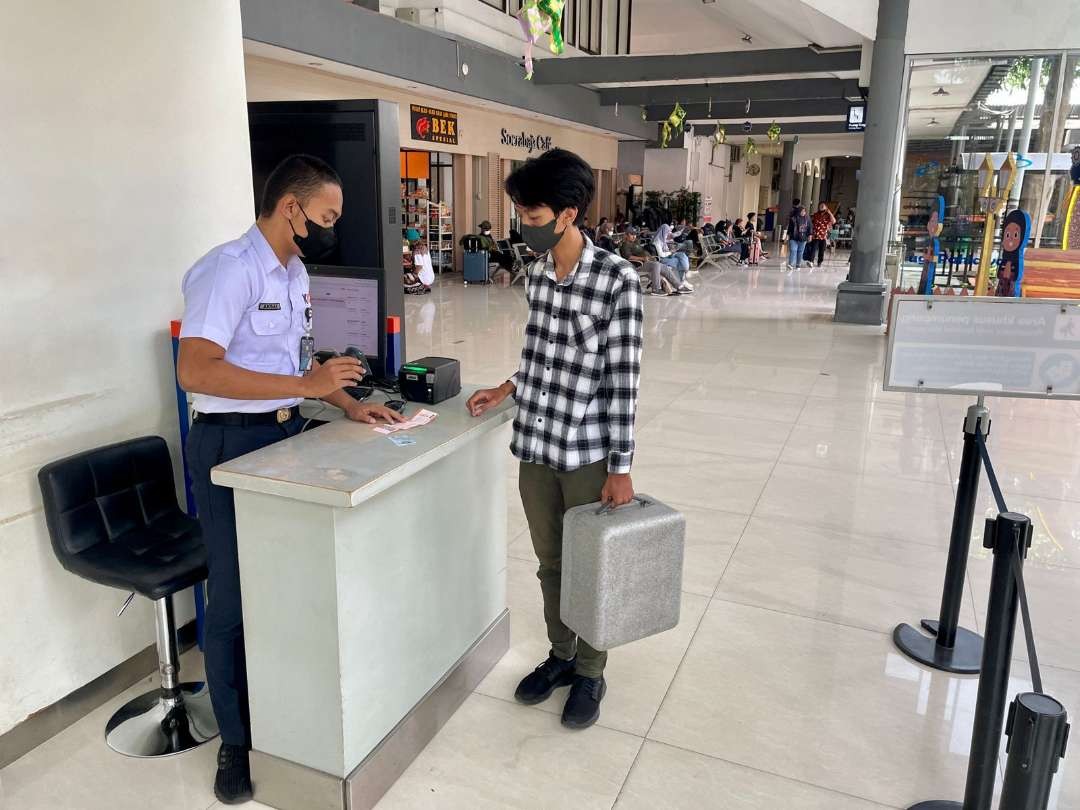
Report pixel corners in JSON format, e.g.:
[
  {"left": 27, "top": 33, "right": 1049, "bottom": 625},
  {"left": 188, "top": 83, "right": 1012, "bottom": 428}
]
[{"left": 38, "top": 436, "right": 218, "bottom": 757}]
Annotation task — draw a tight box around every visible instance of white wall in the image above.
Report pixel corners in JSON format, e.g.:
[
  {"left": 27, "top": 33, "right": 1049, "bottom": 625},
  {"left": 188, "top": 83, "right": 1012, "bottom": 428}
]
[
  {"left": 643, "top": 147, "right": 690, "bottom": 194},
  {"left": 907, "top": 0, "right": 1080, "bottom": 53},
  {"left": 0, "top": 1, "right": 254, "bottom": 735},
  {"left": 687, "top": 136, "right": 736, "bottom": 222}
]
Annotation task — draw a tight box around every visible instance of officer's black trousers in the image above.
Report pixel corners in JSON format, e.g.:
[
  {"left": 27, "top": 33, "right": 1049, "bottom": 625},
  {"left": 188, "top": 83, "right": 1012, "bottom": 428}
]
[{"left": 187, "top": 414, "right": 303, "bottom": 748}]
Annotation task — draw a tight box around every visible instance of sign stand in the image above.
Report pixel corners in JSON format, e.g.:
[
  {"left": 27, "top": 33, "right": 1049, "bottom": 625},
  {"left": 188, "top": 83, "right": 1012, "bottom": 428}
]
[{"left": 893, "top": 398, "right": 988, "bottom": 674}]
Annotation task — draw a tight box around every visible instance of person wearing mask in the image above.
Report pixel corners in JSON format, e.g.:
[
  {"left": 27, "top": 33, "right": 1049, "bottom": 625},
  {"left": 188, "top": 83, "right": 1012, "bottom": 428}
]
[
  {"left": 465, "top": 149, "right": 643, "bottom": 730},
  {"left": 581, "top": 215, "right": 595, "bottom": 241},
  {"left": 786, "top": 205, "right": 812, "bottom": 270},
  {"left": 177, "top": 155, "right": 406, "bottom": 803},
  {"left": 653, "top": 222, "right": 693, "bottom": 289},
  {"left": 809, "top": 202, "right": 836, "bottom": 268},
  {"left": 619, "top": 226, "right": 687, "bottom": 296}
]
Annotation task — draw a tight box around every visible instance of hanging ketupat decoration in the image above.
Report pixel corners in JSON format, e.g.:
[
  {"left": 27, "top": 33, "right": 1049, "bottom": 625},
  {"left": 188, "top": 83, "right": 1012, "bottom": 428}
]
[
  {"left": 713, "top": 126, "right": 726, "bottom": 145},
  {"left": 518, "top": 0, "right": 566, "bottom": 80},
  {"left": 745, "top": 137, "right": 759, "bottom": 158},
  {"left": 660, "top": 101, "right": 687, "bottom": 148},
  {"left": 767, "top": 121, "right": 782, "bottom": 142}
]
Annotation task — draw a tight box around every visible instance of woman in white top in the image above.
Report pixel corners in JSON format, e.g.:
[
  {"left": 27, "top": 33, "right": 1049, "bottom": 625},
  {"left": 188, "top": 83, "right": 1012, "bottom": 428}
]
[{"left": 652, "top": 222, "right": 692, "bottom": 289}]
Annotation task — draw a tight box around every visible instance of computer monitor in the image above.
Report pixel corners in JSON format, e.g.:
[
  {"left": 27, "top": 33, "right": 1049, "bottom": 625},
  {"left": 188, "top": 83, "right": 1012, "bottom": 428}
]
[{"left": 307, "top": 266, "right": 384, "bottom": 370}]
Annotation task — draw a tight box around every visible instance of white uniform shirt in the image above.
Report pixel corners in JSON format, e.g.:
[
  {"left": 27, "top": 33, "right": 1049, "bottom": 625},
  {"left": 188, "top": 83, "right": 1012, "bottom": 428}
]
[{"left": 180, "top": 224, "right": 310, "bottom": 414}]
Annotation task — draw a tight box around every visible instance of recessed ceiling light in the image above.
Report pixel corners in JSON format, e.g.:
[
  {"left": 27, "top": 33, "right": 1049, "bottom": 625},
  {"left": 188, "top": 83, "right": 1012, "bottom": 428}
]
[{"left": 932, "top": 86, "right": 950, "bottom": 96}]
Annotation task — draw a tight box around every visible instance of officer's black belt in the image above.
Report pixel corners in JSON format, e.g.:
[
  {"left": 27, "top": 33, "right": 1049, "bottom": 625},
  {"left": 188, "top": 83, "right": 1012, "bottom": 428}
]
[{"left": 193, "top": 406, "right": 299, "bottom": 427}]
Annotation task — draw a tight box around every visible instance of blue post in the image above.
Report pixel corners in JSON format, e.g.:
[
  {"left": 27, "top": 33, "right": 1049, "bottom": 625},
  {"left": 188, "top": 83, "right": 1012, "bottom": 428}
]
[{"left": 171, "top": 320, "right": 205, "bottom": 650}]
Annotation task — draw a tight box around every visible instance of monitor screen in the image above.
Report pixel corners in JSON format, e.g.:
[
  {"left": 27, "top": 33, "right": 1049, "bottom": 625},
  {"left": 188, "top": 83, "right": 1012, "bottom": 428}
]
[{"left": 309, "top": 275, "right": 381, "bottom": 358}]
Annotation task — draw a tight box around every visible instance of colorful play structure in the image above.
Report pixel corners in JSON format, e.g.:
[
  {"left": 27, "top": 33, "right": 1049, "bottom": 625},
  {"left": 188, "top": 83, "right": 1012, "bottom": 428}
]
[
  {"left": 896, "top": 150, "right": 1080, "bottom": 300},
  {"left": 1020, "top": 182, "right": 1080, "bottom": 298}
]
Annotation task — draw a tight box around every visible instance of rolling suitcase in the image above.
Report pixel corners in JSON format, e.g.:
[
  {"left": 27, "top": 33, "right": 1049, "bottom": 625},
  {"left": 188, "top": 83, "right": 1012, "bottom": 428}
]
[
  {"left": 561, "top": 495, "right": 685, "bottom": 651},
  {"left": 463, "top": 250, "right": 491, "bottom": 284}
]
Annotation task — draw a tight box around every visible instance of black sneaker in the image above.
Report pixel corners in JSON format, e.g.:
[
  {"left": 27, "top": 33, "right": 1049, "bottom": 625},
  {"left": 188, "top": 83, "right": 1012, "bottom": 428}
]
[
  {"left": 214, "top": 743, "right": 253, "bottom": 805},
  {"left": 514, "top": 653, "right": 576, "bottom": 705},
  {"left": 562, "top": 675, "right": 606, "bottom": 730}
]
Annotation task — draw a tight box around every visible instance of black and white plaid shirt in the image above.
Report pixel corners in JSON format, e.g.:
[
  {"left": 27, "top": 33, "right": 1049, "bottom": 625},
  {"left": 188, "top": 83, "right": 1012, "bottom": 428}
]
[{"left": 509, "top": 237, "right": 643, "bottom": 474}]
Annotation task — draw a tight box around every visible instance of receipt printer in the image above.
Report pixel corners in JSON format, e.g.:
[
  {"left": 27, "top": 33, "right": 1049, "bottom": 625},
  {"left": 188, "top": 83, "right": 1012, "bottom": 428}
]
[{"left": 399, "top": 357, "right": 461, "bottom": 404}]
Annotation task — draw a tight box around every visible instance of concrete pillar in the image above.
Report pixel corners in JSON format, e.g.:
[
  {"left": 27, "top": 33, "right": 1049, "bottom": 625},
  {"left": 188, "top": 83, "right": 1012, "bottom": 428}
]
[
  {"left": 811, "top": 166, "right": 822, "bottom": 207},
  {"left": 800, "top": 164, "right": 814, "bottom": 206},
  {"left": 835, "top": 0, "right": 910, "bottom": 325},
  {"left": 776, "top": 139, "right": 796, "bottom": 241},
  {"left": 1009, "top": 57, "right": 1042, "bottom": 210}
]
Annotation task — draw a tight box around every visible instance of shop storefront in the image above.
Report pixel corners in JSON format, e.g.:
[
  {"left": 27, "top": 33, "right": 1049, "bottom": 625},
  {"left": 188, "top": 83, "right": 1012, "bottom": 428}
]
[{"left": 245, "top": 55, "right": 622, "bottom": 274}]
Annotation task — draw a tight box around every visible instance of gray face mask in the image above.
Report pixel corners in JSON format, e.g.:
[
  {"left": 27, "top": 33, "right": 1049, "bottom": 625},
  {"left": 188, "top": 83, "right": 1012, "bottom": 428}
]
[{"left": 520, "top": 218, "right": 565, "bottom": 254}]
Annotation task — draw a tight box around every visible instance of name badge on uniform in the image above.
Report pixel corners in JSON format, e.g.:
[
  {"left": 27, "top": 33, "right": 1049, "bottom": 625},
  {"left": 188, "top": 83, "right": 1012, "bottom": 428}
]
[{"left": 258, "top": 303, "right": 282, "bottom": 311}]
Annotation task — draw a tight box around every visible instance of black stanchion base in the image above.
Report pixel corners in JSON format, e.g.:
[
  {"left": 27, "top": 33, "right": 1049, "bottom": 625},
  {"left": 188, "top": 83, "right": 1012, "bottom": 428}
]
[
  {"left": 907, "top": 802, "right": 961, "bottom": 809},
  {"left": 893, "top": 620, "right": 983, "bottom": 674}
]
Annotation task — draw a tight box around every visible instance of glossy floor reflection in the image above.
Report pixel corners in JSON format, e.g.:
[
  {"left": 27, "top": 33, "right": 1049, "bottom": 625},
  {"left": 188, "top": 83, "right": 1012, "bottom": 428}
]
[{"left": 3, "top": 253, "right": 1079, "bottom": 809}]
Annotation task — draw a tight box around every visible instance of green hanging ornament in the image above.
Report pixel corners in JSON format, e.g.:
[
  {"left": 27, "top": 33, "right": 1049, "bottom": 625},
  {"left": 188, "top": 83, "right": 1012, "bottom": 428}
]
[
  {"left": 660, "top": 101, "right": 686, "bottom": 149},
  {"left": 517, "top": 0, "right": 566, "bottom": 80},
  {"left": 767, "top": 121, "right": 782, "bottom": 142},
  {"left": 713, "top": 126, "right": 726, "bottom": 145},
  {"left": 745, "top": 137, "right": 758, "bottom": 158}
]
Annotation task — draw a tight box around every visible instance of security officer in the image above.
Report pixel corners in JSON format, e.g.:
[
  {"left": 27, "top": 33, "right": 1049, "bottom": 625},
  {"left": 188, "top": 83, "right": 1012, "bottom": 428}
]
[{"left": 177, "top": 154, "right": 405, "bottom": 804}]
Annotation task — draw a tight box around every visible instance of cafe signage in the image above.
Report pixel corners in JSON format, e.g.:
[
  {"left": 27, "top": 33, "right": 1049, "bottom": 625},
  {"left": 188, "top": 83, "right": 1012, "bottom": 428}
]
[
  {"left": 500, "top": 128, "right": 554, "bottom": 154},
  {"left": 410, "top": 104, "right": 458, "bottom": 145}
]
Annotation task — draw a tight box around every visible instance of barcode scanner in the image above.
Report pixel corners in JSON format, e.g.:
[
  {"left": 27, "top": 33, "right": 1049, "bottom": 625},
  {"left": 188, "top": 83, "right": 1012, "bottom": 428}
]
[{"left": 342, "top": 346, "right": 374, "bottom": 379}]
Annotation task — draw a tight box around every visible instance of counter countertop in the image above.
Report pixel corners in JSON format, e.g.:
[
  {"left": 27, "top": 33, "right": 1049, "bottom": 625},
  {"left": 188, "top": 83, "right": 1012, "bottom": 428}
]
[{"left": 211, "top": 385, "right": 516, "bottom": 508}]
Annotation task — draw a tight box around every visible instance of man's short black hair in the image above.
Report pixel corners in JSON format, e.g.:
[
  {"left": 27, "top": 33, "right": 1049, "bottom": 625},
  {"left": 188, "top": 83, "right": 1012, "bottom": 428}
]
[
  {"left": 793, "top": 198, "right": 801, "bottom": 206},
  {"left": 504, "top": 148, "right": 595, "bottom": 226},
  {"left": 259, "top": 154, "right": 342, "bottom": 218}
]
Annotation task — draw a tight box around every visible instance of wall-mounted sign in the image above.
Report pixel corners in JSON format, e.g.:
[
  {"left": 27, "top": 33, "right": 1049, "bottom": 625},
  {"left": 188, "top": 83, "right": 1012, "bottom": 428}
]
[
  {"left": 500, "top": 128, "right": 554, "bottom": 154},
  {"left": 410, "top": 104, "right": 458, "bottom": 145},
  {"left": 847, "top": 103, "right": 867, "bottom": 132}
]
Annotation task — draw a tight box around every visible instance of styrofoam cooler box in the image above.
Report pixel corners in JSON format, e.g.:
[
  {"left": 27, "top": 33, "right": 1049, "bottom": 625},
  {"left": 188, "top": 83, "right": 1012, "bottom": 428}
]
[{"left": 561, "top": 495, "right": 685, "bottom": 651}]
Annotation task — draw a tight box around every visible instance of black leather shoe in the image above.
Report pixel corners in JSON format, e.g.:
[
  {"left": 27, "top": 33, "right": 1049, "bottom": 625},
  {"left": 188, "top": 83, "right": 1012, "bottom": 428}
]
[
  {"left": 561, "top": 675, "right": 606, "bottom": 730},
  {"left": 514, "top": 653, "right": 577, "bottom": 705},
  {"left": 214, "top": 743, "right": 254, "bottom": 805}
]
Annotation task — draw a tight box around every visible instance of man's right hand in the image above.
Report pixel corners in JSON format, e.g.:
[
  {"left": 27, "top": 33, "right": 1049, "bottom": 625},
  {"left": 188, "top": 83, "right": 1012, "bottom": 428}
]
[
  {"left": 300, "top": 357, "right": 365, "bottom": 399},
  {"left": 467, "top": 382, "right": 514, "bottom": 417}
]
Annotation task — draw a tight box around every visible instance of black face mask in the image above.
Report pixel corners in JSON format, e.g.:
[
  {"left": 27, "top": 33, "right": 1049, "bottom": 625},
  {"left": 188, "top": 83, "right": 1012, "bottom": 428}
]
[
  {"left": 520, "top": 217, "right": 566, "bottom": 254},
  {"left": 290, "top": 202, "right": 338, "bottom": 259}
]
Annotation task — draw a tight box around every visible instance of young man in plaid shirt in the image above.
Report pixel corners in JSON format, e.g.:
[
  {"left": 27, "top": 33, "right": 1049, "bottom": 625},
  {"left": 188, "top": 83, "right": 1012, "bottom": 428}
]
[{"left": 467, "top": 149, "right": 643, "bottom": 729}]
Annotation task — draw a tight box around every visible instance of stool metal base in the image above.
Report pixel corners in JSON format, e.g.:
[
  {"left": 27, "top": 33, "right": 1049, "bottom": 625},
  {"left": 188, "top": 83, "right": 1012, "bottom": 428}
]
[{"left": 105, "top": 682, "right": 219, "bottom": 757}]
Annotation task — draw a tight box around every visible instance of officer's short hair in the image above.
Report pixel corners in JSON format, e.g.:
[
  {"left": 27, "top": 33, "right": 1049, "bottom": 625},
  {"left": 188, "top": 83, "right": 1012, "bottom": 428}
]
[{"left": 259, "top": 154, "right": 342, "bottom": 217}]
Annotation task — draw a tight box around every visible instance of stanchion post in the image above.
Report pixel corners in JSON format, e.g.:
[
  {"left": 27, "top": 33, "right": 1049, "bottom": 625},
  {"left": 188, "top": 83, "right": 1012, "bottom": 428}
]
[
  {"left": 909, "top": 511, "right": 1032, "bottom": 810},
  {"left": 1000, "top": 693, "right": 1070, "bottom": 809},
  {"left": 894, "top": 399, "right": 989, "bottom": 674}
]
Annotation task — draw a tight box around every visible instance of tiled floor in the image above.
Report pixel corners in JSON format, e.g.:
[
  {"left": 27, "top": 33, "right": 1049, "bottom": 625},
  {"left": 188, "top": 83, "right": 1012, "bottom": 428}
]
[{"left": 4, "top": 252, "right": 1080, "bottom": 809}]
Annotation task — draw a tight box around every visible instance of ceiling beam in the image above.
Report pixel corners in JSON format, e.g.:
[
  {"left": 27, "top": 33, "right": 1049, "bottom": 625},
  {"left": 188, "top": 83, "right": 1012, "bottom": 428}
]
[
  {"left": 531, "top": 47, "right": 862, "bottom": 85},
  {"left": 646, "top": 99, "right": 850, "bottom": 121},
  {"left": 681, "top": 121, "right": 856, "bottom": 137},
  {"left": 238, "top": 0, "right": 654, "bottom": 140},
  {"left": 599, "top": 78, "right": 862, "bottom": 107}
]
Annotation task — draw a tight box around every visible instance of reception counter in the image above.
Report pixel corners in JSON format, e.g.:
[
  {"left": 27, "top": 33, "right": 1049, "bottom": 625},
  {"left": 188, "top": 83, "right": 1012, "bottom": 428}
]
[{"left": 211, "top": 387, "right": 515, "bottom": 810}]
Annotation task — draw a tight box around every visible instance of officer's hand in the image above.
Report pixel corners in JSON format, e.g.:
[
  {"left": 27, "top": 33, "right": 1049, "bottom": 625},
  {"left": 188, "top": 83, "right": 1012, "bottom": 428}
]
[
  {"left": 467, "top": 382, "right": 513, "bottom": 417},
  {"left": 346, "top": 403, "right": 408, "bottom": 425},
  {"left": 302, "top": 357, "right": 364, "bottom": 398}
]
